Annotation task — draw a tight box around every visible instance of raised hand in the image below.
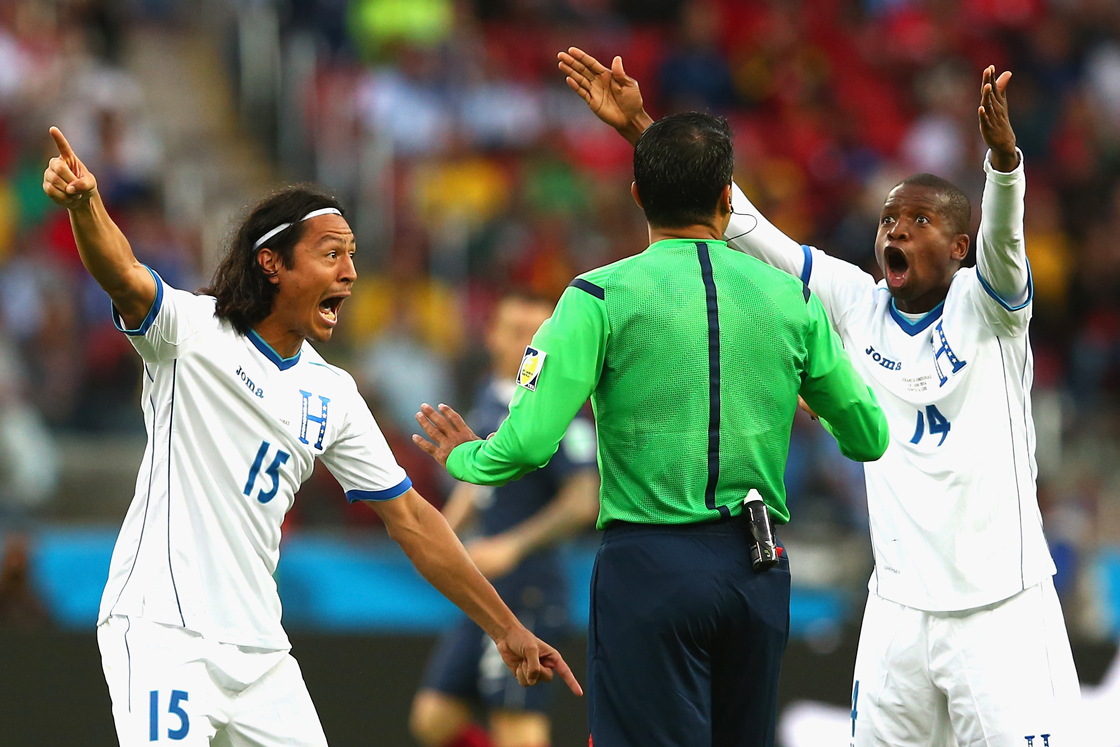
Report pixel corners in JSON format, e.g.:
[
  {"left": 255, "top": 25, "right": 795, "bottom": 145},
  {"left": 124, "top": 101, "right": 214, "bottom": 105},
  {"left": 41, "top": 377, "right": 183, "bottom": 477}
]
[
  {"left": 495, "top": 623, "right": 583, "bottom": 696},
  {"left": 413, "top": 403, "right": 482, "bottom": 467},
  {"left": 43, "top": 127, "right": 97, "bottom": 208},
  {"left": 978, "top": 66, "right": 1019, "bottom": 172},
  {"left": 558, "top": 47, "right": 652, "bottom": 145}
]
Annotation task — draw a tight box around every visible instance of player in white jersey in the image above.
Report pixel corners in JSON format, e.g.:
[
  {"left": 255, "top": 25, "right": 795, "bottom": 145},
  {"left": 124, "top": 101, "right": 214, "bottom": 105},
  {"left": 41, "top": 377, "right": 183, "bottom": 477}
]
[
  {"left": 560, "top": 50, "right": 1080, "bottom": 746},
  {"left": 42, "top": 127, "right": 580, "bottom": 747}
]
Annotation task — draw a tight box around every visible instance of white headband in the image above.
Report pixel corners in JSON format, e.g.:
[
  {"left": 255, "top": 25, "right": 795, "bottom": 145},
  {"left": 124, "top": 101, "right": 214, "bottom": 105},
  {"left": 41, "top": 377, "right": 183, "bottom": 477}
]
[{"left": 253, "top": 207, "right": 342, "bottom": 250}]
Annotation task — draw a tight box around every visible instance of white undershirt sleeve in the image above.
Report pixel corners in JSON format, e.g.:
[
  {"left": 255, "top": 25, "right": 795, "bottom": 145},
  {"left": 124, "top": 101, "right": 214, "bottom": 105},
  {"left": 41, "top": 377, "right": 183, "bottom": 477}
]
[
  {"left": 973, "top": 149, "right": 1032, "bottom": 335},
  {"left": 726, "top": 182, "right": 876, "bottom": 335}
]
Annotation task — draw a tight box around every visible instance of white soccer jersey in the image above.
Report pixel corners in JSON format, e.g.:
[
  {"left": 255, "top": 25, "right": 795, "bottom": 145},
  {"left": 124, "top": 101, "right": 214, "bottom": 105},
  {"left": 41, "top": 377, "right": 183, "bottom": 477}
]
[
  {"left": 98, "top": 272, "right": 411, "bottom": 649},
  {"left": 727, "top": 153, "right": 1055, "bottom": 611}
]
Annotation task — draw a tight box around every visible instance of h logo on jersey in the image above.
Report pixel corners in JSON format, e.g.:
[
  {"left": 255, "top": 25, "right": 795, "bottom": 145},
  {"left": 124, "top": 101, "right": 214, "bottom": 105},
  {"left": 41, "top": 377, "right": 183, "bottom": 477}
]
[
  {"left": 298, "top": 390, "right": 330, "bottom": 450},
  {"left": 1024, "top": 735, "right": 1050, "bottom": 747},
  {"left": 931, "top": 321, "right": 967, "bottom": 387}
]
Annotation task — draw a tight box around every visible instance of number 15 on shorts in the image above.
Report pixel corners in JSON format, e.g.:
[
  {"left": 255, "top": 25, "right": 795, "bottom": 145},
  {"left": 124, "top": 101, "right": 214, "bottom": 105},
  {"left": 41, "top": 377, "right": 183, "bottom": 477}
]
[{"left": 150, "top": 690, "right": 189, "bottom": 741}]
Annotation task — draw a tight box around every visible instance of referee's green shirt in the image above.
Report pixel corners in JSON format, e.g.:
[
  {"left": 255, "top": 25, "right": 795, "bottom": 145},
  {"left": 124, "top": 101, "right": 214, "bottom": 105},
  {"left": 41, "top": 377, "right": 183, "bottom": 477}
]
[{"left": 447, "top": 238, "right": 888, "bottom": 529}]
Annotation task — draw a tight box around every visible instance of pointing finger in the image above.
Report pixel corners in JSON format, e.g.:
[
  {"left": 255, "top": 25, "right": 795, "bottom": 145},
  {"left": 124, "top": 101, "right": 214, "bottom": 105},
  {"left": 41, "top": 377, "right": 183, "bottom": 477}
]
[
  {"left": 544, "top": 650, "right": 583, "bottom": 696},
  {"left": 49, "top": 127, "right": 79, "bottom": 164}
]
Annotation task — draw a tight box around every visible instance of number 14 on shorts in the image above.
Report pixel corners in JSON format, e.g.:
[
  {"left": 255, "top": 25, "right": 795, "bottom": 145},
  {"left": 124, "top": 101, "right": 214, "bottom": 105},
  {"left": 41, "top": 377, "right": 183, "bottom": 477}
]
[{"left": 149, "top": 690, "right": 189, "bottom": 741}]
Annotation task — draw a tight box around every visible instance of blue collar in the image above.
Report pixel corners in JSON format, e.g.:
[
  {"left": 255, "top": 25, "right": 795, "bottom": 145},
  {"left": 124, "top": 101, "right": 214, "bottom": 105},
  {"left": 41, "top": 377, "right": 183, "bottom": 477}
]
[
  {"left": 888, "top": 299, "right": 944, "bottom": 336},
  {"left": 247, "top": 329, "right": 302, "bottom": 370}
]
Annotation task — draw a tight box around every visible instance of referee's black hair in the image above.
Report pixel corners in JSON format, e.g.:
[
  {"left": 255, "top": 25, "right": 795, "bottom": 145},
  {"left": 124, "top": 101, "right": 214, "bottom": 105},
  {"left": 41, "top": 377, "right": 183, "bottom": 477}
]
[
  {"left": 633, "top": 112, "right": 734, "bottom": 229},
  {"left": 207, "top": 186, "right": 345, "bottom": 335},
  {"left": 894, "top": 173, "right": 972, "bottom": 236}
]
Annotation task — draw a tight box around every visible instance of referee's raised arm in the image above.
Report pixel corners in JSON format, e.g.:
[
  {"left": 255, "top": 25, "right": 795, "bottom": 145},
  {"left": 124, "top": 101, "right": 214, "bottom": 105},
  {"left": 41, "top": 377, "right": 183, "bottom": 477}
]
[
  {"left": 415, "top": 281, "right": 607, "bottom": 486},
  {"left": 798, "top": 293, "right": 890, "bottom": 462}
]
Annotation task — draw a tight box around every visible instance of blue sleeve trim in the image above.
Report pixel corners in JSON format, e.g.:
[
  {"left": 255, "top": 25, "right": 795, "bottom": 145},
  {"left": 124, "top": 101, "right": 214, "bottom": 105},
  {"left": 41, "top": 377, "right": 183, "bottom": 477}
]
[
  {"left": 345, "top": 476, "right": 413, "bottom": 503},
  {"left": 112, "top": 266, "right": 164, "bottom": 336},
  {"left": 800, "top": 245, "right": 813, "bottom": 302},
  {"left": 976, "top": 261, "right": 1033, "bottom": 312},
  {"left": 569, "top": 278, "right": 605, "bottom": 300}
]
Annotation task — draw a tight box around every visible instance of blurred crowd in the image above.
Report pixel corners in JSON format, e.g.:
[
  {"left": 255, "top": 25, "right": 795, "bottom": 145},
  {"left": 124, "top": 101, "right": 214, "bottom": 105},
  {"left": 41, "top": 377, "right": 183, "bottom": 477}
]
[{"left": 0, "top": 0, "right": 1118, "bottom": 631}]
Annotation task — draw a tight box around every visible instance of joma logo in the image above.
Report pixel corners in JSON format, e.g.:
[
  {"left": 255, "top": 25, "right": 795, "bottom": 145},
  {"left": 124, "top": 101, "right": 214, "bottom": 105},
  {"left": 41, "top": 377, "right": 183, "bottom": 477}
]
[
  {"left": 865, "top": 345, "right": 902, "bottom": 371},
  {"left": 235, "top": 366, "right": 265, "bottom": 398}
]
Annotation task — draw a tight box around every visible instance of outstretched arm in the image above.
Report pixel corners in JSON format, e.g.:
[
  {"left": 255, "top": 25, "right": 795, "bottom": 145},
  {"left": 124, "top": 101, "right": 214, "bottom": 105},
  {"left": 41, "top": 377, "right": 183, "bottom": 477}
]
[
  {"left": 974, "top": 66, "right": 1030, "bottom": 317},
  {"left": 558, "top": 48, "right": 652, "bottom": 146},
  {"left": 558, "top": 48, "right": 806, "bottom": 265},
  {"left": 559, "top": 47, "right": 874, "bottom": 329},
  {"left": 42, "top": 127, "right": 155, "bottom": 329},
  {"left": 416, "top": 284, "right": 607, "bottom": 485},
  {"left": 369, "top": 488, "right": 582, "bottom": 695}
]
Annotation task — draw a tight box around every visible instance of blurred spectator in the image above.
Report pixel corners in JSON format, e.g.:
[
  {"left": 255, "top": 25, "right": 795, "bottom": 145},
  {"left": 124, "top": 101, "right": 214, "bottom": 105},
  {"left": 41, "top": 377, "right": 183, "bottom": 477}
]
[
  {"left": 0, "top": 327, "right": 57, "bottom": 512},
  {"left": 0, "top": 534, "right": 52, "bottom": 629}
]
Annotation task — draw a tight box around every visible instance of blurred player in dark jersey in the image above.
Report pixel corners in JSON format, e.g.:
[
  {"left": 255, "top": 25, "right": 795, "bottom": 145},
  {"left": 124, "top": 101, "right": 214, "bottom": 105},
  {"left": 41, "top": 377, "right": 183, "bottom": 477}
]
[{"left": 410, "top": 291, "right": 600, "bottom": 747}]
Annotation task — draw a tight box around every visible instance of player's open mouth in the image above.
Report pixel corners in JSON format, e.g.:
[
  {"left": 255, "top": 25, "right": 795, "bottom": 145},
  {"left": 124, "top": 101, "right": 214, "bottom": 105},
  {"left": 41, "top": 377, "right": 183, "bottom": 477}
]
[
  {"left": 318, "top": 295, "right": 346, "bottom": 326},
  {"left": 884, "top": 246, "right": 909, "bottom": 289}
]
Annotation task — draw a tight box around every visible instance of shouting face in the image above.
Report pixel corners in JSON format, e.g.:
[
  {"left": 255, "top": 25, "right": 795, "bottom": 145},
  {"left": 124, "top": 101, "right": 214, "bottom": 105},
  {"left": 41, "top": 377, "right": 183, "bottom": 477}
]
[
  {"left": 875, "top": 183, "right": 970, "bottom": 314},
  {"left": 265, "top": 213, "right": 356, "bottom": 345}
]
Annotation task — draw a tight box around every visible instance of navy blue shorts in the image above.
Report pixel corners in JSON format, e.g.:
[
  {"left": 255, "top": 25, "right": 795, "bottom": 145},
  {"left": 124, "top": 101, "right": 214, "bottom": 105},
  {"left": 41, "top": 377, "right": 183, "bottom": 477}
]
[
  {"left": 421, "top": 577, "right": 569, "bottom": 714},
  {"left": 588, "top": 516, "right": 791, "bottom": 747}
]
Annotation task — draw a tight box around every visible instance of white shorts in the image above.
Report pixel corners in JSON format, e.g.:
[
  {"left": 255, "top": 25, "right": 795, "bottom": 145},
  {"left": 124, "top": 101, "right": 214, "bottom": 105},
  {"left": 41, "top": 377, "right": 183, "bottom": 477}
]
[
  {"left": 97, "top": 616, "right": 328, "bottom": 747},
  {"left": 851, "top": 579, "right": 1081, "bottom": 747}
]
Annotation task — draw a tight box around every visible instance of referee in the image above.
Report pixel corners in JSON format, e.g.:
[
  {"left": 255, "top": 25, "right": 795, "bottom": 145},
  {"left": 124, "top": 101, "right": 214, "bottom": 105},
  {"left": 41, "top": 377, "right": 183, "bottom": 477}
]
[{"left": 415, "top": 113, "right": 888, "bottom": 747}]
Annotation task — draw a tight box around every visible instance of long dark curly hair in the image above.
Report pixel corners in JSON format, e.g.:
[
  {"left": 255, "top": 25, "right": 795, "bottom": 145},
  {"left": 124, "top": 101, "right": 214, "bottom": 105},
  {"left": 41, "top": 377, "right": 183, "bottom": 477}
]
[{"left": 206, "top": 186, "right": 345, "bottom": 334}]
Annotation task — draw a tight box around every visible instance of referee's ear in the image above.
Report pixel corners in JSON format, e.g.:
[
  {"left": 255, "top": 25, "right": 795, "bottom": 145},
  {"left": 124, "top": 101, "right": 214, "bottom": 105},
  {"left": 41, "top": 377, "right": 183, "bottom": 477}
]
[
  {"left": 631, "top": 182, "right": 643, "bottom": 210},
  {"left": 719, "top": 183, "right": 732, "bottom": 217}
]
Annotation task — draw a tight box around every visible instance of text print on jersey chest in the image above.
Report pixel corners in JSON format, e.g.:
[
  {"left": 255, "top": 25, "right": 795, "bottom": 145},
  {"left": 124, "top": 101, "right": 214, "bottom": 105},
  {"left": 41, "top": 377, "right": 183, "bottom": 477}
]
[
  {"left": 865, "top": 345, "right": 902, "bottom": 371},
  {"left": 235, "top": 365, "right": 265, "bottom": 398}
]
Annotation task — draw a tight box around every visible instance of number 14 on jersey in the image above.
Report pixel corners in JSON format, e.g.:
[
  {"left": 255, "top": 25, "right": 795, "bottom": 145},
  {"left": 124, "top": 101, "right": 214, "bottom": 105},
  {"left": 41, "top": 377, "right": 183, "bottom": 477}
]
[{"left": 910, "top": 404, "right": 951, "bottom": 447}]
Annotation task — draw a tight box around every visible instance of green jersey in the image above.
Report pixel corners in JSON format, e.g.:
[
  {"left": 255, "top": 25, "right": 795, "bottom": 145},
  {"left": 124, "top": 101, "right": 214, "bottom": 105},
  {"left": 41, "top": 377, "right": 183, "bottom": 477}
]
[{"left": 447, "top": 238, "right": 888, "bottom": 528}]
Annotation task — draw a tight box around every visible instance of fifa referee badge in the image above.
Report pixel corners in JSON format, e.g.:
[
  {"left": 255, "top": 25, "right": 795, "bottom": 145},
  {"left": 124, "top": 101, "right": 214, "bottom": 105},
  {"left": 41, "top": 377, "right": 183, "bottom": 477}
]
[{"left": 517, "top": 346, "right": 546, "bottom": 391}]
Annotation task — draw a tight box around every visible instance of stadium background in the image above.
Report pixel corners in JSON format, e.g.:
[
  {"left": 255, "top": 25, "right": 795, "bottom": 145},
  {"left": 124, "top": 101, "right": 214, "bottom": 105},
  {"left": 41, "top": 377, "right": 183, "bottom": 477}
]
[{"left": 0, "top": 0, "right": 1119, "bottom": 743}]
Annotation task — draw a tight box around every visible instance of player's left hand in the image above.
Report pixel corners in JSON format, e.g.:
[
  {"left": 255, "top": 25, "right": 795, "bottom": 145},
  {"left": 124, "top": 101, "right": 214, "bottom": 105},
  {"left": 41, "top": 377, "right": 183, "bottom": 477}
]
[
  {"left": 467, "top": 536, "right": 522, "bottom": 579},
  {"left": 978, "top": 65, "right": 1019, "bottom": 172},
  {"left": 495, "top": 624, "right": 583, "bottom": 696},
  {"left": 413, "top": 403, "right": 481, "bottom": 467}
]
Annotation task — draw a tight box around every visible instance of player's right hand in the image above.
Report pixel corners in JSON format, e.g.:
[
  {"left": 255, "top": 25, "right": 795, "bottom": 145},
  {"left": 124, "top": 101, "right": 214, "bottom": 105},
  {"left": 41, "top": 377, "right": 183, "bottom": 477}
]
[
  {"left": 495, "top": 623, "right": 583, "bottom": 696},
  {"left": 43, "top": 127, "right": 97, "bottom": 209},
  {"left": 558, "top": 47, "right": 647, "bottom": 136}
]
